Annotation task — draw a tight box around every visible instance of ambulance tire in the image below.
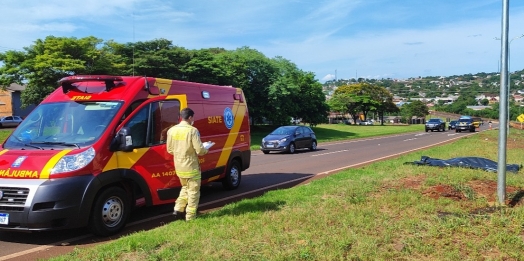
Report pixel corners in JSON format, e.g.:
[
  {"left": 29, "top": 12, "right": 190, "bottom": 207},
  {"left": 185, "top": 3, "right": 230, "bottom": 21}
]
[
  {"left": 89, "top": 186, "right": 130, "bottom": 236},
  {"left": 222, "top": 160, "right": 241, "bottom": 190}
]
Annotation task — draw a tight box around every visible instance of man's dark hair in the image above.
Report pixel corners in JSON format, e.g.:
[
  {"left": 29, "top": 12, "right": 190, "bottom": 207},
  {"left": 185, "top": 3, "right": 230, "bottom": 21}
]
[{"left": 180, "top": 108, "right": 195, "bottom": 120}]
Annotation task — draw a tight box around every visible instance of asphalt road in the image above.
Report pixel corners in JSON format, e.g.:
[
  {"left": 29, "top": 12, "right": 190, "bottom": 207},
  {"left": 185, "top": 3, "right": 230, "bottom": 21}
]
[{"left": 0, "top": 124, "right": 494, "bottom": 260}]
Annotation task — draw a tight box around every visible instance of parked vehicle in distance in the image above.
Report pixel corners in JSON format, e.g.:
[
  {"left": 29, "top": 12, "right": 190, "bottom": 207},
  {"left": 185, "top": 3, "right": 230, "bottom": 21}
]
[
  {"left": 471, "top": 117, "right": 482, "bottom": 128},
  {"left": 456, "top": 118, "right": 476, "bottom": 132},
  {"left": 0, "top": 116, "right": 23, "bottom": 127},
  {"left": 358, "top": 119, "right": 374, "bottom": 125},
  {"left": 459, "top": 115, "right": 482, "bottom": 128},
  {"left": 425, "top": 118, "right": 446, "bottom": 132},
  {"left": 448, "top": 120, "right": 458, "bottom": 130},
  {"left": 261, "top": 125, "right": 317, "bottom": 154}
]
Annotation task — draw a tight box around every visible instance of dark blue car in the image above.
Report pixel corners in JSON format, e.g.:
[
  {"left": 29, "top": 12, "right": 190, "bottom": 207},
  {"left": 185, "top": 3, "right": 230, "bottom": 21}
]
[{"left": 260, "top": 126, "right": 317, "bottom": 154}]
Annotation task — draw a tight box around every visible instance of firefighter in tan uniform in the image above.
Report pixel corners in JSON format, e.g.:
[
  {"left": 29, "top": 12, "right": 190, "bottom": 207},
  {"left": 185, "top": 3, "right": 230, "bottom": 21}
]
[{"left": 166, "top": 108, "right": 208, "bottom": 221}]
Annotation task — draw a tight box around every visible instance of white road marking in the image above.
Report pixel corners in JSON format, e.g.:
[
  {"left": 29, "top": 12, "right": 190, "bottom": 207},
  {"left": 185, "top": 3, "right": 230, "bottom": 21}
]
[{"left": 311, "top": 150, "right": 350, "bottom": 156}]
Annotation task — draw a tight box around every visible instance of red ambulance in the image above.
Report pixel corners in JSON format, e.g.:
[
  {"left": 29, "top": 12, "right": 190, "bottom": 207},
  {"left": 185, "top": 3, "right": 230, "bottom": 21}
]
[{"left": 0, "top": 75, "right": 251, "bottom": 236}]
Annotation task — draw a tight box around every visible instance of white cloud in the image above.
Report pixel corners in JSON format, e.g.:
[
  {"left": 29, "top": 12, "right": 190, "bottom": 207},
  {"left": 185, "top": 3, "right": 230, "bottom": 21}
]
[{"left": 322, "top": 74, "right": 336, "bottom": 82}]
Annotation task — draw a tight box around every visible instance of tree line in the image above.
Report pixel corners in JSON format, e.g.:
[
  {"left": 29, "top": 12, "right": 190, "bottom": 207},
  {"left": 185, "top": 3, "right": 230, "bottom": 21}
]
[
  {"left": 0, "top": 36, "right": 330, "bottom": 126},
  {"left": 0, "top": 36, "right": 435, "bottom": 126}
]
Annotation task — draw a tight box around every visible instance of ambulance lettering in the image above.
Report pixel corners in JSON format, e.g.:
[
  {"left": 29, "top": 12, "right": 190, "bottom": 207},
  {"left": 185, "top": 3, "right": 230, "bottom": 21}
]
[
  {"left": 0, "top": 169, "right": 39, "bottom": 178},
  {"left": 151, "top": 171, "right": 177, "bottom": 178},
  {"left": 208, "top": 116, "right": 223, "bottom": 124},
  {"left": 71, "top": 95, "right": 92, "bottom": 100}
]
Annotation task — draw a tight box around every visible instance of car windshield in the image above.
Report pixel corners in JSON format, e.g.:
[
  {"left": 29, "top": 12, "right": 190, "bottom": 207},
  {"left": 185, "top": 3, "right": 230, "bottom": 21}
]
[
  {"left": 270, "top": 127, "right": 295, "bottom": 135},
  {"left": 427, "top": 119, "right": 440, "bottom": 123},
  {"left": 458, "top": 119, "right": 471, "bottom": 123},
  {"left": 4, "top": 101, "right": 122, "bottom": 149}
]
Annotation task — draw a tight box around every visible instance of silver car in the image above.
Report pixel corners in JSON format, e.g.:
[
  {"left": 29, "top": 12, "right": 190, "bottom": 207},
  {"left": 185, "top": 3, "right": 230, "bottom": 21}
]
[{"left": 0, "top": 116, "right": 23, "bottom": 128}]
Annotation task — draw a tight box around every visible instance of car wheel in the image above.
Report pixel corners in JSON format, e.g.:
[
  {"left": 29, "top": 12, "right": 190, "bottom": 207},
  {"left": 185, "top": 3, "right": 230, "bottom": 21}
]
[
  {"left": 310, "top": 141, "right": 317, "bottom": 151},
  {"left": 425, "top": 129, "right": 428, "bottom": 132},
  {"left": 222, "top": 160, "right": 241, "bottom": 190},
  {"left": 89, "top": 187, "right": 130, "bottom": 237},
  {"left": 262, "top": 150, "right": 270, "bottom": 154},
  {"left": 287, "top": 143, "right": 296, "bottom": 154}
]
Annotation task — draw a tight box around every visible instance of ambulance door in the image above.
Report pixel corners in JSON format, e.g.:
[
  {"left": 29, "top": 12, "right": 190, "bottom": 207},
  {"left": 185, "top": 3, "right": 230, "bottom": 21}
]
[{"left": 115, "top": 99, "right": 181, "bottom": 204}]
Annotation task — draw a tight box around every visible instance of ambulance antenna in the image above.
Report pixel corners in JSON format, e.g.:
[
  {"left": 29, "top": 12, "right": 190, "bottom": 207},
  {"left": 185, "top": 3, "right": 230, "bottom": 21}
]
[
  {"left": 144, "top": 76, "right": 149, "bottom": 90},
  {"left": 132, "top": 0, "right": 136, "bottom": 76}
]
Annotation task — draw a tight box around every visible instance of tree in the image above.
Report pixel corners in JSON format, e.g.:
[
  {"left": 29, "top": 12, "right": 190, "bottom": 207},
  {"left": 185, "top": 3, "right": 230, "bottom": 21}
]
[
  {"left": 213, "top": 47, "right": 277, "bottom": 125},
  {"left": 0, "top": 36, "right": 125, "bottom": 107},
  {"left": 328, "top": 93, "right": 363, "bottom": 124},
  {"left": 334, "top": 82, "right": 395, "bottom": 123},
  {"left": 114, "top": 39, "right": 192, "bottom": 80},
  {"left": 401, "top": 100, "right": 429, "bottom": 123}
]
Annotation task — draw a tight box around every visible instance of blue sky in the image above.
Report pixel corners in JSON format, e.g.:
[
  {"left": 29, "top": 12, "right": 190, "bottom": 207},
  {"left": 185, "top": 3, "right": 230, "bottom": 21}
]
[{"left": 1, "top": 0, "right": 524, "bottom": 83}]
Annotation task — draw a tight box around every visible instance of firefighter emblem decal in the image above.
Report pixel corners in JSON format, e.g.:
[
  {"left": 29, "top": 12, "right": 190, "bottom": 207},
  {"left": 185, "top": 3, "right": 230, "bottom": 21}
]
[{"left": 224, "top": 107, "right": 234, "bottom": 129}]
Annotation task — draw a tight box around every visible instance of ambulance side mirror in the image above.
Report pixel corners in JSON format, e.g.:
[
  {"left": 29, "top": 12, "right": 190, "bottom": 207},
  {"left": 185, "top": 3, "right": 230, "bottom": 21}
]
[{"left": 111, "top": 127, "right": 134, "bottom": 152}]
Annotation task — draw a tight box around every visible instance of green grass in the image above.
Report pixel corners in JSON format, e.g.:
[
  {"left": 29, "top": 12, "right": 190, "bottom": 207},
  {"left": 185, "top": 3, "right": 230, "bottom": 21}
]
[
  {"left": 0, "top": 130, "right": 11, "bottom": 142},
  {"left": 250, "top": 123, "right": 421, "bottom": 150},
  {"left": 47, "top": 129, "right": 524, "bottom": 261}
]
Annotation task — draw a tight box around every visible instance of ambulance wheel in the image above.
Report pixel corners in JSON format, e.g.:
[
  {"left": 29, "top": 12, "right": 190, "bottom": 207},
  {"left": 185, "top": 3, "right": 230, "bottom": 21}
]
[
  {"left": 89, "top": 187, "right": 130, "bottom": 236},
  {"left": 222, "top": 160, "right": 241, "bottom": 190},
  {"left": 287, "top": 143, "right": 296, "bottom": 154}
]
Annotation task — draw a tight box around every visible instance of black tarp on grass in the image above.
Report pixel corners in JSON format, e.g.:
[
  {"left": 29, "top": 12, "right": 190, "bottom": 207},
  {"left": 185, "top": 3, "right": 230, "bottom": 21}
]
[{"left": 406, "top": 156, "right": 521, "bottom": 173}]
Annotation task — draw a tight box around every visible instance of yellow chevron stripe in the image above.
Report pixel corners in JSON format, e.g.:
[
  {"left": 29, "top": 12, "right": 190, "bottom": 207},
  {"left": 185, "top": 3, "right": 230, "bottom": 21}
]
[
  {"left": 0, "top": 149, "right": 8, "bottom": 156},
  {"left": 150, "top": 78, "right": 174, "bottom": 99},
  {"left": 207, "top": 175, "right": 220, "bottom": 182},
  {"left": 116, "top": 148, "right": 150, "bottom": 169},
  {"left": 103, "top": 153, "right": 118, "bottom": 172},
  {"left": 166, "top": 94, "right": 187, "bottom": 109},
  {"left": 40, "top": 150, "right": 72, "bottom": 179},
  {"left": 216, "top": 89, "right": 246, "bottom": 167}
]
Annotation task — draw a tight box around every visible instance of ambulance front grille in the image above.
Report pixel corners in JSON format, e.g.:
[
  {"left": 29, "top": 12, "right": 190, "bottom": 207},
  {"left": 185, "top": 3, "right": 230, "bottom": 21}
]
[{"left": 0, "top": 187, "right": 29, "bottom": 211}]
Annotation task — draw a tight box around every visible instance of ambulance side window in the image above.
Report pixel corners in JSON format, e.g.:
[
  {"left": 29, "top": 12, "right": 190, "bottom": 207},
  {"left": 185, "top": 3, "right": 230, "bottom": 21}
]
[
  {"left": 125, "top": 107, "right": 148, "bottom": 148},
  {"left": 120, "top": 99, "right": 146, "bottom": 124},
  {"left": 150, "top": 100, "right": 180, "bottom": 145}
]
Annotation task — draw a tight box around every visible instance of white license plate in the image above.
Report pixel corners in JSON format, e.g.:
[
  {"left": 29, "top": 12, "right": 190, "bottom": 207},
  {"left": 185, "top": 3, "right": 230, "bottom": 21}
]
[
  {"left": 0, "top": 213, "right": 8, "bottom": 225},
  {"left": 266, "top": 144, "right": 274, "bottom": 148}
]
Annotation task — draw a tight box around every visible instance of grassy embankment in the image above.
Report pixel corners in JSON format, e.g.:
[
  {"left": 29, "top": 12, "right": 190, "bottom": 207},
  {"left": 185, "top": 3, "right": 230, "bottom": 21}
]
[{"left": 46, "top": 127, "right": 524, "bottom": 260}]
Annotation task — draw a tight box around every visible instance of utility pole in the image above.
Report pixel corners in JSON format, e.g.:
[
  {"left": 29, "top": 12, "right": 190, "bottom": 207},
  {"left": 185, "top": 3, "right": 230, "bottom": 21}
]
[{"left": 497, "top": 0, "right": 509, "bottom": 205}]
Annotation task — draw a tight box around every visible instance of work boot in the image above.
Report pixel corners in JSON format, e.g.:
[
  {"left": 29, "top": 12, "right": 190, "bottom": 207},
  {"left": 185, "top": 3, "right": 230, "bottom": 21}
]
[{"left": 173, "top": 211, "right": 186, "bottom": 221}]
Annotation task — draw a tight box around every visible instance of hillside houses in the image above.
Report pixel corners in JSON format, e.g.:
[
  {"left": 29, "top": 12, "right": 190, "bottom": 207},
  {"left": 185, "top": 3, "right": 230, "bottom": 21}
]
[{"left": 323, "top": 70, "right": 524, "bottom": 107}]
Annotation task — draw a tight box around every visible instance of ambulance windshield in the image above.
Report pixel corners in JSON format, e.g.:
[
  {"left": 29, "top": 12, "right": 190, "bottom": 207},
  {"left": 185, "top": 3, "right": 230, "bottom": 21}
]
[{"left": 5, "top": 101, "right": 122, "bottom": 149}]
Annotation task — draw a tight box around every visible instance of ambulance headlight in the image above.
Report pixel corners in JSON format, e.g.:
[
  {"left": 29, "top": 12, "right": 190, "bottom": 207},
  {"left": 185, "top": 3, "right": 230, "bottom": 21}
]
[{"left": 50, "top": 147, "right": 95, "bottom": 174}]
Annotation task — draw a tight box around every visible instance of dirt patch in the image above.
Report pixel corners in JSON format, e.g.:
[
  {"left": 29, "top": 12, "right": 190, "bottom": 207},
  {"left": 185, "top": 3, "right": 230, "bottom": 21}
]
[
  {"left": 422, "top": 184, "right": 465, "bottom": 200},
  {"left": 390, "top": 176, "right": 524, "bottom": 207}
]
